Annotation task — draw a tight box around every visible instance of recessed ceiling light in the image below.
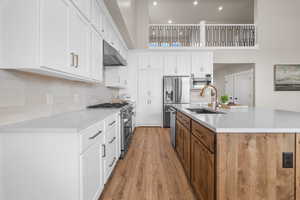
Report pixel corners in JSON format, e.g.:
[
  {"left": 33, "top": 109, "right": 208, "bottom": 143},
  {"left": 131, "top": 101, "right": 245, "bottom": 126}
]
[
  {"left": 153, "top": 1, "right": 158, "bottom": 6},
  {"left": 218, "top": 6, "right": 223, "bottom": 11},
  {"left": 193, "top": 1, "right": 198, "bottom": 6},
  {"left": 168, "top": 20, "right": 173, "bottom": 24}
]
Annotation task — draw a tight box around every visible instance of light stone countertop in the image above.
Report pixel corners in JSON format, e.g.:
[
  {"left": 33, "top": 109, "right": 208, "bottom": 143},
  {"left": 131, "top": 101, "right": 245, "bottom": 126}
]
[
  {"left": 172, "top": 104, "right": 300, "bottom": 133},
  {"left": 0, "top": 108, "right": 121, "bottom": 134}
]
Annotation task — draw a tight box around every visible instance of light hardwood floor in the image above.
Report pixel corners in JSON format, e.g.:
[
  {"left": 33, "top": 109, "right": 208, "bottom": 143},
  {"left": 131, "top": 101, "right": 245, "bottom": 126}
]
[{"left": 100, "top": 127, "right": 196, "bottom": 200}]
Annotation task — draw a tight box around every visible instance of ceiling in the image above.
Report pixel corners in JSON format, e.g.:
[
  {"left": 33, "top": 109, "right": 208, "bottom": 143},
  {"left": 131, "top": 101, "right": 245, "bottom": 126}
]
[{"left": 149, "top": 0, "right": 254, "bottom": 24}]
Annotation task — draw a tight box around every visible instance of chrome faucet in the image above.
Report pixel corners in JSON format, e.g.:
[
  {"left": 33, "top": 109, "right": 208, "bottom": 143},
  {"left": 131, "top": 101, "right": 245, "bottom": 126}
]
[{"left": 200, "top": 84, "right": 218, "bottom": 110}]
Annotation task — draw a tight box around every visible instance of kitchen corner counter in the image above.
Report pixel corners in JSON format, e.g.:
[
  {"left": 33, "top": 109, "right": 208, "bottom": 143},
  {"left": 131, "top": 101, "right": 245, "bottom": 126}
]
[
  {"left": 172, "top": 104, "right": 300, "bottom": 133},
  {"left": 0, "top": 108, "right": 121, "bottom": 134}
]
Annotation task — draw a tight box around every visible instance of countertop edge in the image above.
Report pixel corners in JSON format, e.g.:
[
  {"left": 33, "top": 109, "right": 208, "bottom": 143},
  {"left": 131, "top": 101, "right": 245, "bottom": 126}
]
[
  {"left": 172, "top": 105, "right": 300, "bottom": 134},
  {"left": 0, "top": 108, "right": 122, "bottom": 134}
]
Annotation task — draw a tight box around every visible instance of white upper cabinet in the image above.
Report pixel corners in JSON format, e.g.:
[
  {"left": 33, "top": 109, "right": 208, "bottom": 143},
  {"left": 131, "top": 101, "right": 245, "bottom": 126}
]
[
  {"left": 90, "top": 31, "right": 103, "bottom": 82},
  {"left": 191, "top": 52, "right": 213, "bottom": 77},
  {"left": 177, "top": 53, "right": 191, "bottom": 76},
  {"left": 40, "top": 0, "right": 71, "bottom": 73},
  {"left": 164, "top": 54, "right": 177, "bottom": 75},
  {"left": 0, "top": 0, "right": 128, "bottom": 83},
  {"left": 163, "top": 53, "right": 191, "bottom": 76},
  {"left": 69, "top": 9, "right": 90, "bottom": 77},
  {"left": 138, "top": 53, "right": 163, "bottom": 70}
]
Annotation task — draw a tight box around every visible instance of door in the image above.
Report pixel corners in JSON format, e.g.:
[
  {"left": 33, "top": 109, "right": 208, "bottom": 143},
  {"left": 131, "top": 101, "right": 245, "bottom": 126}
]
[
  {"left": 191, "top": 135, "right": 214, "bottom": 200},
  {"left": 234, "top": 70, "right": 254, "bottom": 106},
  {"left": 138, "top": 53, "right": 164, "bottom": 70},
  {"left": 177, "top": 53, "right": 191, "bottom": 76},
  {"left": 80, "top": 144, "right": 103, "bottom": 200},
  {"left": 70, "top": 9, "right": 90, "bottom": 76},
  {"left": 182, "top": 124, "right": 191, "bottom": 179},
  {"left": 40, "top": 0, "right": 71, "bottom": 73},
  {"left": 164, "top": 54, "right": 177, "bottom": 75},
  {"left": 90, "top": 31, "right": 103, "bottom": 81},
  {"left": 225, "top": 74, "right": 235, "bottom": 97},
  {"left": 191, "top": 52, "right": 213, "bottom": 77},
  {"left": 176, "top": 121, "right": 184, "bottom": 162}
]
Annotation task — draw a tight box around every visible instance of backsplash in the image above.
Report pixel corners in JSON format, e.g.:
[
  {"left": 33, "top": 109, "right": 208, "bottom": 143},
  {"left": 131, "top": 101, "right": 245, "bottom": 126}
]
[{"left": 0, "top": 70, "right": 118, "bottom": 126}]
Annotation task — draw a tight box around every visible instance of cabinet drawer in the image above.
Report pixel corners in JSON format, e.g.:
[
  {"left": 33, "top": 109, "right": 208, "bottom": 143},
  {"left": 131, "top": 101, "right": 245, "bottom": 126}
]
[
  {"left": 177, "top": 112, "right": 191, "bottom": 130},
  {"left": 192, "top": 121, "right": 215, "bottom": 153},
  {"left": 105, "top": 113, "right": 118, "bottom": 131},
  {"left": 80, "top": 121, "right": 104, "bottom": 153}
]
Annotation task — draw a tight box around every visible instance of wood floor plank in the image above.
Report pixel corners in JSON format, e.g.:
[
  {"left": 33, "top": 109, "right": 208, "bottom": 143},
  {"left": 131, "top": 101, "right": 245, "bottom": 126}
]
[{"left": 100, "top": 127, "right": 196, "bottom": 200}]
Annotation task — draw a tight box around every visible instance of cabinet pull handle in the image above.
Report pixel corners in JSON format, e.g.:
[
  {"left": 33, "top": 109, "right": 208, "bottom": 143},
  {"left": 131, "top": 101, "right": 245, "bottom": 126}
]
[
  {"left": 109, "top": 136, "right": 116, "bottom": 144},
  {"left": 75, "top": 54, "right": 79, "bottom": 68},
  {"left": 89, "top": 130, "right": 102, "bottom": 140},
  {"left": 109, "top": 121, "right": 116, "bottom": 126},
  {"left": 102, "top": 144, "right": 106, "bottom": 158},
  {"left": 71, "top": 53, "right": 75, "bottom": 67},
  {"left": 109, "top": 157, "right": 116, "bottom": 167}
]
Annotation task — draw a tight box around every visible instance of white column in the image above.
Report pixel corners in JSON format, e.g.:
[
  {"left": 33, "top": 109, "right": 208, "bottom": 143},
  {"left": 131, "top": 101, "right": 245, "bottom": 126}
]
[{"left": 200, "top": 20, "right": 206, "bottom": 47}]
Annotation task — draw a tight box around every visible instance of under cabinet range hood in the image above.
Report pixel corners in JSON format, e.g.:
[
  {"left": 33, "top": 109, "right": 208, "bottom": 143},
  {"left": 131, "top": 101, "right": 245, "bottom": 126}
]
[{"left": 103, "top": 40, "right": 127, "bottom": 66}]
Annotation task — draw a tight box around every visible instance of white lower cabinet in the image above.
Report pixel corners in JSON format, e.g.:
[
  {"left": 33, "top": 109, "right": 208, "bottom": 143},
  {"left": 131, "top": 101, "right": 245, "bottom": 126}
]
[
  {"left": 103, "top": 113, "right": 119, "bottom": 182},
  {"left": 0, "top": 111, "right": 121, "bottom": 200},
  {"left": 80, "top": 143, "right": 103, "bottom": 200}
]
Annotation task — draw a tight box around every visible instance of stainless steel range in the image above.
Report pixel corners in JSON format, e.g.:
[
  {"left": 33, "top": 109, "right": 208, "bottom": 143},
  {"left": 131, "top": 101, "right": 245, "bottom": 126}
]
[{"left": 87, "top": 102, "right": 134, "bottom": 159}]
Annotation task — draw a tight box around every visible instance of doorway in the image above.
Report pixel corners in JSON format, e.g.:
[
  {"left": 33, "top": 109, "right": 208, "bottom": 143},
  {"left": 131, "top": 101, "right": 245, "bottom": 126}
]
[{"left": 213, "top": 63, "right": 255, "bottom": 106}]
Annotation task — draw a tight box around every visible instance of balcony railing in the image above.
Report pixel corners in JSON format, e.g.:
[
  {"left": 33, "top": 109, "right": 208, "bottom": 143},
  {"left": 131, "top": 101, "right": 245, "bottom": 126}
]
[{"left": 149, "top": 23, "right": 256, "bottom": 48}]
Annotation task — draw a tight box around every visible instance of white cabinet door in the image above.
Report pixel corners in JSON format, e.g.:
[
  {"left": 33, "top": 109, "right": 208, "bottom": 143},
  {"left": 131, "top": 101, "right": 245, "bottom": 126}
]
[
  {"left": 70, "top": 10, "right": 90, "bottom": 77},
  {"left": 104, "top": 128, "right": 117, "bottom": 182},
  {"left": 80, "top": 144, "right": 103, "bottom": 200},
  {"left": 177, "top": 53, "right": 191, "bottom": 76},
  {"left": 90, "top": 31, "right": 103, "bottom": 81},
  {"left": 138, "top": 53, "right": 163, "bottom": 70},
  {"left": 191, "top": 52, "right": 213, "bottom": 77},
  {"left": 164, "top": 54, "right": 177, "bottom": 75},
  {"left": 72, "top": 0, "right": 91, "bottom": 19},
  {"left": 40, "top": 0, "right": 71, "bottom": 73}
]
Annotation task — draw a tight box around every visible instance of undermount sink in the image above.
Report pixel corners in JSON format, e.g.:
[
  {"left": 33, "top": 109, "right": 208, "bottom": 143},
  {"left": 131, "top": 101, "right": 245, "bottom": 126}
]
[{"left": 186, "top": 108, "right": 225, "bottom": 114}]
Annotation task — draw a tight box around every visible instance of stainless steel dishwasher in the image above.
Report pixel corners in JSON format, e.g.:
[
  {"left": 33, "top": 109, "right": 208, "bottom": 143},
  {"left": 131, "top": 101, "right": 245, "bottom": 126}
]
[{"left": 169, "top": 107, "right": 177, "bottom": 148}]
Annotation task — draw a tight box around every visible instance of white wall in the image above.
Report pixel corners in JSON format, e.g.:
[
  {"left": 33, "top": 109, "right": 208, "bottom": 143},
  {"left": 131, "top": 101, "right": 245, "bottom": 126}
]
[
  {"left": 254, "top": 0, "right": 300, "bottom": 111},
  {"left": 0, "top": 70, "right": 118, "bottom": 125}
]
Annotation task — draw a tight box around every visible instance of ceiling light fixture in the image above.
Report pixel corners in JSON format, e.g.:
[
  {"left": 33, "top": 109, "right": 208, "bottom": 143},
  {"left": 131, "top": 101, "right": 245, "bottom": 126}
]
[
  {"left": 153, "top": 1, "right": 158, "bottom": 6},
  {"left": 193, "top": 1, "right": 198, "bottom": 6},
  {"left": 218, "top": 6, "right": 223, "bottom": 11},
  {"left": 168, "top": 20, "right": 173, "bottom": 24}
]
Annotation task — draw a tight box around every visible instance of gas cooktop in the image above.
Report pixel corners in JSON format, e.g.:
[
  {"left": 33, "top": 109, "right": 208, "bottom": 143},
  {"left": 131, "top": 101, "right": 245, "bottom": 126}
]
[{"left": 87, "top": 102, "right": 129, "bottom": 109}]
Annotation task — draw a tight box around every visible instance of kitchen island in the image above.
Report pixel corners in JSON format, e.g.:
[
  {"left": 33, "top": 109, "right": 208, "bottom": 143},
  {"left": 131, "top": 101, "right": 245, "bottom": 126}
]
[{"left": 172, "top": 104, "right": 300, "bottom": 200}]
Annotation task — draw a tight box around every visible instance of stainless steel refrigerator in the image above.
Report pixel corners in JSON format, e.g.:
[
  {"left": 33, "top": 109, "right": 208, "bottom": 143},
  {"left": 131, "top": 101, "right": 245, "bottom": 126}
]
[{"left": 163, "top": 76, "right": 190, "bottom": 128}]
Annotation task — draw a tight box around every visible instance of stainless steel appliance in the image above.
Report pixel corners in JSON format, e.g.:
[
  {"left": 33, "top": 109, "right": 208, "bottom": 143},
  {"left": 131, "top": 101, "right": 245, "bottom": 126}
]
[
  {"left": 163, "top": 76, "right": 190, "bottom": 128},
  {"left": 190, "top": 74, "right": 212, "bottom": 89},
  {"left": 120, "top": 105, "right": 134, "bottom": 159},
  {"left": 169, "top": 107, "right": 177, "bottom": 148},
  {"left": 87, "top": 102, "right": 134, "bottom": 159},
  {"left": 103, "top": 40, "right": 127, "bottom": 66}
]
